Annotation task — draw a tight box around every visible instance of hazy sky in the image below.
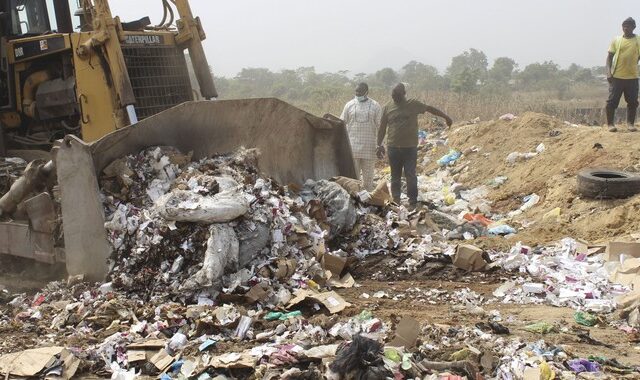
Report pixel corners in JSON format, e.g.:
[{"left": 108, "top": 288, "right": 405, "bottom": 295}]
[{"left": 113, "top": 0, "right": 638, "bottom": 77}]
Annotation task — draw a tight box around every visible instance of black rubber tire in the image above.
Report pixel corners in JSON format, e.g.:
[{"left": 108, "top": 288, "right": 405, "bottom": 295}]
[{"left": 577, "top": 168, "right": 640, "bottom": 199}]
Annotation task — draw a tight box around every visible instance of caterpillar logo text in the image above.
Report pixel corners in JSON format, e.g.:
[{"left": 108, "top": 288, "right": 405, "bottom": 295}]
[{"left": 124, "top": 35, "right": 163, "bottom": 45}]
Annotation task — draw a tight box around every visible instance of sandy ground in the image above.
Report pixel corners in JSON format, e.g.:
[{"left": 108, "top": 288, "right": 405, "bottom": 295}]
[
  {"left": 420, "top": 112, "right": 640, "bottom": 245},
  {"left": 344, "top": 279, "right": 640, "bottom": 367}
]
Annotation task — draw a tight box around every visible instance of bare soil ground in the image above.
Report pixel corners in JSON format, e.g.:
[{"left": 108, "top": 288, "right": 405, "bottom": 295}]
[{"left": 344, "top": 278, "right": 640, "bottom": 367}]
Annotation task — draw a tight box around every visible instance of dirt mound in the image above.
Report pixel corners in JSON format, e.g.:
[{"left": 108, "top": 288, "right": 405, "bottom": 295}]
[{"left": 424, "top": 112, "right": 640, "bottom": 244}]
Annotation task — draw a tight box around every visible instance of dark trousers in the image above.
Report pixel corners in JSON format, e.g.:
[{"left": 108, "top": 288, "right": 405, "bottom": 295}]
[
  {"left": 606, "top": 78, "right": 639, "bottom": 125},
  {"left": 388, "top": 147, "right": 418, "bottom": 205}
]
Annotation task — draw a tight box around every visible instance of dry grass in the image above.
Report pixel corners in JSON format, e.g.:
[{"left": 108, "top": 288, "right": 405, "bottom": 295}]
[{"left": 286, "top": 85, "right": 610, "bottom": 125}]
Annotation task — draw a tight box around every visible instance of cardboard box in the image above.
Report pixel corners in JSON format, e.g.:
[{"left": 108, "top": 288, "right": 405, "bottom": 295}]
[
  {"left": 275, "top": 259, "right": 297, "bottom": 280},
  {"left": 453, "top": 244, "right": 489, "bottom": 271},
  {"left": 606, "top": 241, "right": 640, "bottom": 262},
  {"left": 245, "top": 283, "right": 271, "bottom": 304},
  {"left": 389, "top": 317, "right": 420, "bottom": 348},
  {"left": 331, "top": 176, "right": 363, "bottom": 197},
  {"left": 609, "top": 257, "right": 640, "bottom": 289},
  {"left": 322, "top": 253, "right": 348, "bottom": 277}
]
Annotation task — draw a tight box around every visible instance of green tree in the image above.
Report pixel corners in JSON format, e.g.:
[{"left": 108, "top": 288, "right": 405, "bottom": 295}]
[
  {"left": 371, "top": 67, "right": 399, "bottom": 89},
  {"left": 401, "top": 60, "right": 444, "bottom": 90},
  {"left": 517, "top": 61, "right": 560, "bottom": 88},
  {"left": 353, "top": 72, "right": 367, "bottom": 84},
  {"left": 488, "top": 57, "right": 517, "bottom": 84},
  {"left": 295, "top": 67, "right": 319, "bottom": 85},
  {"left": 447, "top": 48, "right": 488, "bottom": 92},
  {"left": 560, "top": 64, "right": 595, "bottom": 83},
  {"left": 574, "top": 68, "right": 594, "bottom": 82},
  {"left": 450, "top": 68, "right": 479, "bottom": 93}
]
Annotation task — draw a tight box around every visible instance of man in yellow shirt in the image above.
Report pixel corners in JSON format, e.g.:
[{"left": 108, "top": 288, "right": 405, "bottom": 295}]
[{"left": 606, "top": 17, "right": 640, "bottom": 132}]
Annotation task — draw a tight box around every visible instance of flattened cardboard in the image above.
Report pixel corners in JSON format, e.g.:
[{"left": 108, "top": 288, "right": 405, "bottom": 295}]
[
  {"left": 310, "top": 240, "right": 327, "bottom": 261},
  {"left": 127, "top": 339, "right": 167, "bottom": 349},
  {"left": 60, "top": 349, "right": 80, "bottom": 380},
  {"left": 395, "top": 220, "right": 415, "bottom": 238},
  {"left": 389, "top": 317, "right": 420, "bottom": 348},
  {"left": 210, "top": 352, "right": 257, "bottom": 368},
  {"left": 609, "top": 257, "right": 640, "bottom": 287},
  {"left": 308, "top": 200, "right": 328, "bottom": 224},
  {"left": 453, "top": 244, "right": 488, "bottom": 271},
  {"left": 245, "top": 283, "right": 271, "bottom": 304},
  {"left": 523, "top": 367, "right": 541, "bottom": 380},
  {"left": 303, "top": 344, "right": 339, "bottom": 359},
  {"left": 576, "top": 242, "right": 589, "bottom": 256},
  {"left": 606, "top": 241, "right": 640, "bottom": 262},
  {"left": 0, "top": 347, "right": 64, "bottom": 377},
  {"left": 127, "top": 350, "right": 147, "bottom": 363},
  {"left": 327, "top": 273, "right": 356, "bottom": 288},
  {"left": 616, "top": 290, "right": 640, "bottom": 310},
  {"left": 368, "top": 181, "right": 392, "bottom": 207},
  {"left": 150, "top": 349, "right": 175, "bottom": 371},
  {"left": 287, "top": 290, "right": 351, "bottom": 314},
  {"left": 588, "top": 246, "right": 606, "bottom": 256},
  {"left": 286, "top": 289, "right": 313, "bottom": 308},
  {"left": 313, "top": 291, "right": 351, "bottom": 314}
]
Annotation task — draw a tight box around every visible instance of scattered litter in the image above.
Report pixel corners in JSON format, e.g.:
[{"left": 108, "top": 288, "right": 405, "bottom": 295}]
[
  {"left": 438, "top": 150, "right": 462, "bottom": 166},
  {"left": 488, "top": 224, "right": 517, "bottom": 235},
  {"left": 574, "top": 311, "right": 599, "bottom": 327},
  {"left": 524, "top": 322, "right": 557, "bottom": 334}
]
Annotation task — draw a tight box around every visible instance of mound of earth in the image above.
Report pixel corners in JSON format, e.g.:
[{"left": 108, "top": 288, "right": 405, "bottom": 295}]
[{"left": 422, "top": 112, "right": 640, "bottom": 244}]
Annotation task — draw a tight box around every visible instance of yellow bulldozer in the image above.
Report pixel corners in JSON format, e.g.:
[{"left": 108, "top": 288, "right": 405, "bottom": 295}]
[
  {"left": 0, "top": 0, "right": 215, "bottom": 156},
  {"left": 0, "top": 0, "right": 356, "bottom": 280}
]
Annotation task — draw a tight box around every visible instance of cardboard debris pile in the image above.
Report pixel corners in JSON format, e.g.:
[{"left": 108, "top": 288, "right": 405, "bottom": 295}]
[
  {"left": 100, "top": 147, "right": 361, "bottom": 300},
  {"left": 1, "top": 277, "right": 638, "bottom": 379},
  {"left": 99, "top": 146, "right": 436, "bottom": 301}
]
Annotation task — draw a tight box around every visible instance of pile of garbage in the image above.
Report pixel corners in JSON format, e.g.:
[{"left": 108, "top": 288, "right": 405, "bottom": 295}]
[
  {"left": 0, "top": 157, "right": 27, "bottom": 197},
  {"left": 491, "top": 239, "right": 629, "bottom": 312},
  {"left": 2, "top": 139, "right": 640, "bottom": 379},
  {"left": 99, "top": 146, "right": 403, "bottom": 303}
]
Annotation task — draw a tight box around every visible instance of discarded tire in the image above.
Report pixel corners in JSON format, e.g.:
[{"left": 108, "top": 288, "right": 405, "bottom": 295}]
[{"left": 577, "top": 168, "right": 640, "bottom": 199}]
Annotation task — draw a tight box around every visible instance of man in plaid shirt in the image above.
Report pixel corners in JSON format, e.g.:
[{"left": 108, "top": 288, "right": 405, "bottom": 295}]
[{"left": 340, "top": 83, "right": 382, "bottom": 191}]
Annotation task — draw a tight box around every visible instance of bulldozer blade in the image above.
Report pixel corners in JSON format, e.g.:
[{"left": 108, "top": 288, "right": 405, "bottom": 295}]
[{"left": 56, "top": 98, "right": 357, "bottom": 280}]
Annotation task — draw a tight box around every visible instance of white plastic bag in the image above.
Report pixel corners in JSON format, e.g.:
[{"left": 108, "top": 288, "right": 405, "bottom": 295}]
[
  {"left": 180, "top": 224, "right": 239, "bottom": 290},
  {"left": 156, "top": 189, "right": 249, "bottom": 223}
]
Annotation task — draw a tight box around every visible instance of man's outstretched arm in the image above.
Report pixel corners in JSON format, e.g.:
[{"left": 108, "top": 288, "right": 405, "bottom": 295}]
[{"left": 424, "top": 106, "right": 453, "bottom": 127}]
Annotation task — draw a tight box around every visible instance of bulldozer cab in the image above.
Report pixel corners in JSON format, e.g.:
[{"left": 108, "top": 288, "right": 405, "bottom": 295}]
[
  {"left": 0, "top": 0, "right": 216, "bottom": 156},
  {"left": 0, "top": 0, "right": 68, "bottom": 102},
  {"left": 2, "top": 0, "right": 52, "bottom": 36}
]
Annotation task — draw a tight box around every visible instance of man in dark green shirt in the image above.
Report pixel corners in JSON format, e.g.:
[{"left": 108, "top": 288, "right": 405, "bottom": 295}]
[{"left": 377, "top": 83, "right": 452, "bottom": 208}]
